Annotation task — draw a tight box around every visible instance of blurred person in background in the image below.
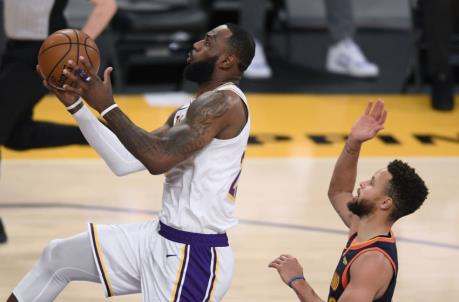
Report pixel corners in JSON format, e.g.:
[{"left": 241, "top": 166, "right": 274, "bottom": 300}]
[
  {"left": 241, "top": 0, "right": 379, "bottom": 79},
  {"left": 419, "top": 0, "right": 458, "bottom": 111},
  {"left": 0, "top": 0, "right": 117, "bottom": 244}
]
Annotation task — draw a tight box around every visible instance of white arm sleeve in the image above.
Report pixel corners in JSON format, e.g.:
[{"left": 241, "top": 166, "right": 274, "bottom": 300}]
[{"left": 72, "top": 105, "right": 146, "bottom": 176}]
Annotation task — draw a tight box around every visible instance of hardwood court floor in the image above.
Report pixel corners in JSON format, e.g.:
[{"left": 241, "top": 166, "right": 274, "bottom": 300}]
[{"left": 1, "top": 95, "right": 459, "bottom": 301}]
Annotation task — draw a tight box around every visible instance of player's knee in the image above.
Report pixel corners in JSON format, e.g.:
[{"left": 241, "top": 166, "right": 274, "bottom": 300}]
[{"left": 40, "top": 239, "right": 66, "bottom": 273}]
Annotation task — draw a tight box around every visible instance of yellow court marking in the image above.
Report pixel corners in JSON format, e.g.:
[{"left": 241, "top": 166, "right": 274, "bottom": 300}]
[{"left": 3, "top": 94, "right": 459, "bottom": 159}]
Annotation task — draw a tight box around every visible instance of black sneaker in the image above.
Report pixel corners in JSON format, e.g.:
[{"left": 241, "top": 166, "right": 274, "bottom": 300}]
[
  {"left": 432, "top": 73, "right": 454, "bottom": 111},
  {"left": 0, "top": 218, "right": 7, "bottom": 243}
]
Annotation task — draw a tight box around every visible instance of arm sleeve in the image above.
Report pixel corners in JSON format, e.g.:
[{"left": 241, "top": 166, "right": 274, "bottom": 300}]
[{"left": 72, "top": 105, "right": 146, "bottom": 176}]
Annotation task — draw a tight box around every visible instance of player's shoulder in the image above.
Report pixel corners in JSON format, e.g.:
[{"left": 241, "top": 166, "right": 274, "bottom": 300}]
[
  {"left": 200, "top": 88, "right": 241, "bottom": 101},
  {"left": 352, "top": 249, "right": 394, "bottom": 274},
  {"left": 192, "top": 89, "right": 242, "bottom": 112}
]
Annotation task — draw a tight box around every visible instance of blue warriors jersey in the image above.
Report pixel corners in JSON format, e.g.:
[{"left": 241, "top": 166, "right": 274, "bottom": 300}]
[{"left": 328, "top": 232, "right": 398, "bottom": 302}]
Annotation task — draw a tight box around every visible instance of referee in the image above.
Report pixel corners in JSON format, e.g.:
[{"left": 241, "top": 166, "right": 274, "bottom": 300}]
[{"left": 0, "top": 0, "right": 117, "bottom": 243}]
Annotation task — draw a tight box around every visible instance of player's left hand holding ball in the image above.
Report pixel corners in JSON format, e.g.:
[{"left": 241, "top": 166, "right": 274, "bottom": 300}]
[
  {"left": 61, "top": 56, "right": 116, "bottom": 114},
  {"left": 36, "top": 64, "right": 80, "bottom": 107}
]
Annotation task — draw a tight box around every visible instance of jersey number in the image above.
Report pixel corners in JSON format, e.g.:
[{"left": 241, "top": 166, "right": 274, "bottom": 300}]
[{"left": 227, "top": 152, "right": 245, "bottom": 201}]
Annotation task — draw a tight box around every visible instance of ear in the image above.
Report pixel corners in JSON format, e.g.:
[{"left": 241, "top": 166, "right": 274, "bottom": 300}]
[
  {"left": 380, "top": 197, "right": 393, "bottom": 211},
  {"left": 218, "top": 53, "right": 237, "bottom": 70}
]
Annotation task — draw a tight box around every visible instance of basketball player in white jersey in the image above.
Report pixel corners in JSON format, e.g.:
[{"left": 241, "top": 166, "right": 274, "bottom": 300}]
[{"left": 8, "top": 24, "right": 255, "bottom": 302}]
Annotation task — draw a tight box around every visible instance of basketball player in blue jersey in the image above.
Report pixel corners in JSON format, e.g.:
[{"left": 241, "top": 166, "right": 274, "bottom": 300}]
[
  {"left": 8, "top": 24, "right": 254, "bottom": 302},
  {"left": 270, "top": 100, "right": 428, "bottom": 302}
]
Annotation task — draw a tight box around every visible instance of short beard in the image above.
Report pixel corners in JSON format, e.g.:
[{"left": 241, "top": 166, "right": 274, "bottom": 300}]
[
  {"left": 347, "top": 197, "right": 375, "bottom": 218},
  {"left": 183, "top": 56, "right": 217, "bottom": 84}
]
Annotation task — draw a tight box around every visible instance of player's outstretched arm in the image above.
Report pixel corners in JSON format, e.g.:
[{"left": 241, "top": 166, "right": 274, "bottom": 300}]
[
  {"left": 36, "top": 65, "right": 175, "bottom": 176},
  {"left": 98, "top": 90, "right": 236, "bottom": 174},
  {"left": 60, "top": 58, "right": 241, "bottom": 174},
  {"left": 328, "top": 100, "right": 387, "bottom": 229},
  {"left": 269, "top": 255, "right": 324, "bottom": 302},
  {"left": 83, "top": 0, "right": 117, "bottom": 39}
]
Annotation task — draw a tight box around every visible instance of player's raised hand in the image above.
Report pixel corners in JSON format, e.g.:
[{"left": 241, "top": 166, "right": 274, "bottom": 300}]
[
  {"left": 61, "top": 56, "right": 115, "bottom": 113},
  {"left": 349, "top": 99, "right": 387, "bottom": 145},
  {"left": 268, "top": 254, "right": 304, "bottom": 285},
  {"left": 36, "top": 64, "right": 79, "bottom": 107}
]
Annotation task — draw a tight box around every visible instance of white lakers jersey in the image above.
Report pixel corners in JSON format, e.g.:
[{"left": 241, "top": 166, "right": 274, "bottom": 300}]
[{"left": 159, "top": 83, "right": 250, "bottom": 234}]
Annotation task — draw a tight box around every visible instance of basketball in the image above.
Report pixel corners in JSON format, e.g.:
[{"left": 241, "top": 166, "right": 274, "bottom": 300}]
[{"left": 38, "top": 29, "right": 100, "bottom": 89}]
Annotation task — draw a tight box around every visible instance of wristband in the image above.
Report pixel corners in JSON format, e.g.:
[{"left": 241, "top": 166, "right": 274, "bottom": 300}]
[
  {"left": 66, "top": 98, "right": 83, "bottom": 111},
  {"left": 100, "top": 104, "right": 119, "bottom": 117},
  {"left": 287, "top": 275, "right": 305, "bottom": 288}
]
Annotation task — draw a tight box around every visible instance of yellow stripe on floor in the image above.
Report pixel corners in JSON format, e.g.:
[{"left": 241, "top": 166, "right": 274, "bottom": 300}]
[{"left": 3, "top": 94, "right": 459, "bottom": 159}]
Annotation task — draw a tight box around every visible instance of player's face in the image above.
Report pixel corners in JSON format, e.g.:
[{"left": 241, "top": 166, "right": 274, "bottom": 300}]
[
  {"left": 348, "top": 169, "right": 392, "bottom": 218},
  {"left": 183, "top": 25, "right": 232, "bottom": 84},
  {"left": 183, "top": 55, "right": 218, "bottom": 84}
]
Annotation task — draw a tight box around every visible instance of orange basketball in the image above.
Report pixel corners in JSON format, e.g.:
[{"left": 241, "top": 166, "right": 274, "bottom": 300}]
[{"left": 38, "top": 29, "right": 100, "bottom": 89}]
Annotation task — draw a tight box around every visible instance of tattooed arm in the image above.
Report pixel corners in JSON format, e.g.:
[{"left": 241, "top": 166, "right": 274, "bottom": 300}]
[
  {"left": 55, "top": 57, "right": 245, "bottom": 174},
  {"left": 102, "top": 90, "right": 243, "bottom": 174}
]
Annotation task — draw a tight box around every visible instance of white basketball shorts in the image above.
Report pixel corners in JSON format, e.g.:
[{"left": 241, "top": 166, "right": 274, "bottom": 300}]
[{"left": 88, "top": 220, "right": 234, "bottom": 302}]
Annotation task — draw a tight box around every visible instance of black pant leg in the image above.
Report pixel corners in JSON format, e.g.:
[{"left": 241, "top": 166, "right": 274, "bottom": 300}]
[
  {"left": 421, "top": 0, "right": 452, "bottom": 77},
  {"left": 0, "top": 45, "right": 87, "bottom": 150},
  {"left": 420, "top": 0, "right": 455, "bottom": 110},
  {"left": 5, "top": 120, "right": 87, "bottom": 150},
  {"left": 0, "top": 53, "right": 46, "bottom": 146}
]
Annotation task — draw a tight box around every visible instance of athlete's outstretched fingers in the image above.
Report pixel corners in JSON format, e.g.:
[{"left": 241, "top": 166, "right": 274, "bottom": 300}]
[
  {"left": 103, "top": 67, "right": 114, "bottom": 88},
  {"left": 61, "top": 61, "right": 82, "bottom": 84},
  {"left": 62, "top": 59, "right": 90, "bottom": 84},
  {"left": 79, "top": 56, "right": 98, "bottom": 78},
  {"left": 62, "top": 68, "right": 80, "bottom": 83},
  {"left": 379, "top": 110, "right": 388, "bottom": 125},
  {"left": 372, "top": 99, "right": 385, "bottom": 120},
  {"left": 364, "top": 101, "right": 373, "bottom": 115},
  {"left": 65, "top": 59, "right": 77, "bottom": 71}
]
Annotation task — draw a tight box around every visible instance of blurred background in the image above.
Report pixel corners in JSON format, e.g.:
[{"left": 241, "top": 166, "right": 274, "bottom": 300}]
[
  {"left": 1, "top": 1, "right": 459, "bottom": 301},
  {"left": 0, "top": 0, "right": 453, "bottom": 104},
  {"left": 0, "top": 0, "right": 445, "bottom": 98}
]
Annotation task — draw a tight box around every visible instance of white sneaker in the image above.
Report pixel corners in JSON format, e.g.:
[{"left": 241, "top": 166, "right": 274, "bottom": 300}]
[
  {"left": 326, "top": 38, "right": 379, "bottom": 78},
  {"left": 244, "top": 40, "right": 272, "bottom": 79}
]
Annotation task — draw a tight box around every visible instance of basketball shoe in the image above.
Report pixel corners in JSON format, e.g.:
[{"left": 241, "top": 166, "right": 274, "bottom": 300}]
[{"left": 326, "top": 38, "right": 379, "bottom": 78}]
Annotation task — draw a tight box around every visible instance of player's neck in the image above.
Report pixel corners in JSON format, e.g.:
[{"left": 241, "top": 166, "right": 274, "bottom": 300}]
[
  {"left": 355, "top": 216, "right": 392, "bottom": 243},
  {"left": 196, "top": 76, "right": 240, "bottom": 96}
]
